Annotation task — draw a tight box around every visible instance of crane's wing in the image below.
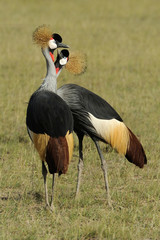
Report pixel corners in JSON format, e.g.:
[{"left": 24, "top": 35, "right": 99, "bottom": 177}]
[
  {"left": 58, "top": 84, "right": 123, "bottom": 122},
  {"left": 26, "top": 90, "right": 73, "bottom": 138},
  {"left": 58, "top": 84, "right": 147, "bottom": 168}
]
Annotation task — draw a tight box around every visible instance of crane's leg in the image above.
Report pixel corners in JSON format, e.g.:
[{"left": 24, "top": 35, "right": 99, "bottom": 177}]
[
  {"left": 50, "top": 173, "right": 55, "bottom": 211},
  {"left": 94, "top": 141, "right": 112, "bottom": 207},
  {"left": 75, "top": 134, "right": 84, "bottom": 198},
  {"left": 42, "top": 161, "right": 50, "bottom": 208}
]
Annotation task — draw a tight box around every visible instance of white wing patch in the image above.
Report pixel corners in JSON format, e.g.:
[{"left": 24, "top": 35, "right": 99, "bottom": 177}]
[
  {"left": 88, "top": 113, "right": 120, "bottom": 141},
  {"left": 88, "top": 113, "right": 129, "bottom": 154}
]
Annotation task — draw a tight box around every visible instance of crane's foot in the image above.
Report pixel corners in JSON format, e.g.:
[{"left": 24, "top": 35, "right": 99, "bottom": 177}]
[
  {"left": 75, "top": 192, "right": 80, "bottom": 200},
  {"left": 107, "top": 194, "right": 113, "bottom": 209},
  {"left": 45, "top": 203, "right": 54, "bottom": 212},
  {"left": 50, "top": 202, "right": 55, "bottom": 212}
]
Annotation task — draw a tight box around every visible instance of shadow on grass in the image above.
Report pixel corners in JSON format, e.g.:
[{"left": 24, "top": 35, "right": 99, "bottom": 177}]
[
  {"left": 27, "top": 191, "right": 43, "bottom": 203},
  {"left": 0, "top": 191, "right": 43, "bottom": 204}
]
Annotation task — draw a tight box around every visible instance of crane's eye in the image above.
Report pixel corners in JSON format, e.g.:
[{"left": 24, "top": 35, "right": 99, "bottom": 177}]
[{"left": 48, "top": 39, "right": 57, "bottom": 50}]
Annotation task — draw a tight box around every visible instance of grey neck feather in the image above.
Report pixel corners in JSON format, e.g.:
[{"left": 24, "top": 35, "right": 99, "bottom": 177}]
[{"left": 38, "top": 47, "right": 57, "bottom": 93}]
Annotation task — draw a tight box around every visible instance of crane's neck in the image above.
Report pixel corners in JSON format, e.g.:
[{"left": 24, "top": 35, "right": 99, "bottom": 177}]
[
  {"left": 39, "top": 47, "right": 57, "bottom": 93},
  {"left": 56, "top": 67, "right": 63, "bottom": 78}
]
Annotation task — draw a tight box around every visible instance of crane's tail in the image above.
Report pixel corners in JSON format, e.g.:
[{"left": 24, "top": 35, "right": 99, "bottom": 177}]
[
  {"left": 105, "top": 122, "right": 147, "bottom": 168},
  {"left": 32, "top": 131, "right": 74, "bottom": 175},
  {"left": 125, "top": 127, "right": 147, "bottom": 168},
  {"left": 46, "top": 131, "right": 74, "bottom": 175}
]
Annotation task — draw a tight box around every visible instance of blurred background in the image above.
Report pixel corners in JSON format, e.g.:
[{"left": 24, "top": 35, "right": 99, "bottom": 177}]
[{"left": 0, "top": 0, "right": 160, "bottom": 239}]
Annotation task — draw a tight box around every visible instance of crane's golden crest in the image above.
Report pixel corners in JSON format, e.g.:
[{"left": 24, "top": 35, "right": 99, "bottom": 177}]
[
  {"left": 65, "top": 51, "right": 87, "bottom": 75},
  {"left": 33, "top": 25, "right": 52, "bottom": 48}
]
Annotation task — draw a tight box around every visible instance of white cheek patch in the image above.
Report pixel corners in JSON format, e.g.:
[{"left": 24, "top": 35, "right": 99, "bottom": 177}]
[
  {"left": 48, "top": 39, "right": 57, "bottom": 49},
  {"left": 60, "top": 57, "right": 67, "bottom": 66}
]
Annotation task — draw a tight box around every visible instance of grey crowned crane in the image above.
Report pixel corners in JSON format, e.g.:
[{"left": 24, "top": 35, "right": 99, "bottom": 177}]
[
  {"left": 55, "top": 49, "right": 147, "bottom": 205},
  {"left": 26, "top": 37, "right": 74, "bottom": 211}
]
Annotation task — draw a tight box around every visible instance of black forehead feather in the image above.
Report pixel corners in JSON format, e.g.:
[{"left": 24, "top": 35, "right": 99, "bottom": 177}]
[
  {"left": 61, "top": 49, "right": 69, "bottom": 58},
  {"left": 52, "top": 33, "right": 62, "bottom": 43}
]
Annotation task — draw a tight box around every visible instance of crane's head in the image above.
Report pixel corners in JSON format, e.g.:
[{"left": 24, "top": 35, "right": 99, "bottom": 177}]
[
  {"left": 33, "top": 25, "right": 69, "bottom": 51},
  {"left": 48, "top": 33, "right": 69, "bottom": 50},
  {"left": 55, "top": 49, "right": 87, "bottom": 75},
  {"left": 56, "top": 49, "right": 69, "bottom": 66},
  {"left": 55, "top": 49, "right": 69, "bottom": 74}
]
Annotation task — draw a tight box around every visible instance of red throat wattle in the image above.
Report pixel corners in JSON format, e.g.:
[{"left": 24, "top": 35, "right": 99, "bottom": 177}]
[
  {"left": 49, "top": 52, "right": 54, "bottom": 62},
  {"left": 56, "top": 67, "right": 59, "bottom": 74}
]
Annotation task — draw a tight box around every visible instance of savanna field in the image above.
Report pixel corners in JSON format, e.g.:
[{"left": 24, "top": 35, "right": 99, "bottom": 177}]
[{"left": 0, "top": 0, "right": 160, "bottom": 239}]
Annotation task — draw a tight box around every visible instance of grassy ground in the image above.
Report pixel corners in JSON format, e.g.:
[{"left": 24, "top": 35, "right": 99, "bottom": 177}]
[{"left": 0, "top": 0, "right": 160, "bottom": 239}]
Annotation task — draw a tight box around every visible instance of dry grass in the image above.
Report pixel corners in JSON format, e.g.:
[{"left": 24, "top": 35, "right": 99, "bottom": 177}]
[{"left": 0, "top": 0, "right": 160, "bottom": 239}]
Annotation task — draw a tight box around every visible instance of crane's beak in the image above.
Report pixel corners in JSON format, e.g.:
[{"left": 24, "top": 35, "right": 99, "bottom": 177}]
[{"left": 57, "top": 42, "right": 69, "bottom": 48}]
